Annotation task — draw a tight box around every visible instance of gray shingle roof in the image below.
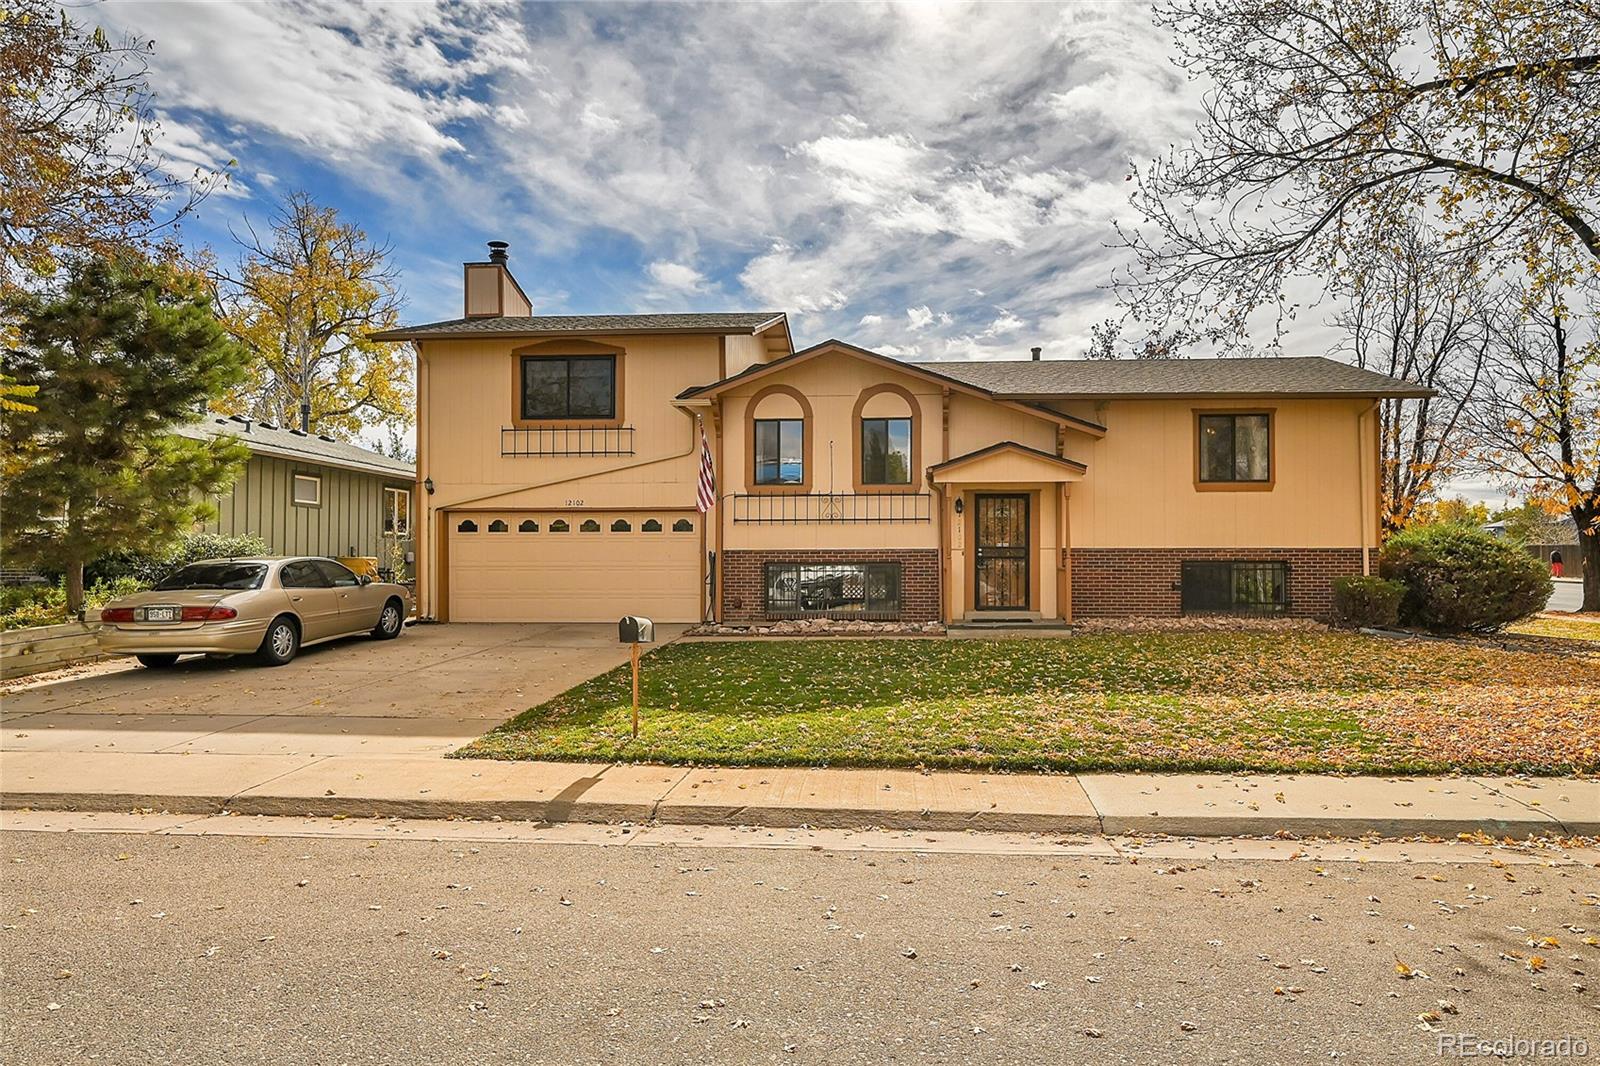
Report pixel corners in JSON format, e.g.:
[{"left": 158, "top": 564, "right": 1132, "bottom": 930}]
[
  {"left": 372, "top": 312, "right": 787, "bottom": 341},
  {"left": 177, "top": 417, "right": 414, "bottom": 479},
  {"left": 908, "top": 356, "right": 1432, "bottom": 398}
]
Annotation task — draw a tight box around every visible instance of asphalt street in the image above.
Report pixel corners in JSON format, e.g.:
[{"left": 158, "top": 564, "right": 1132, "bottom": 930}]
[{"left": 2, "top": 825, "right": 1595, "bottom": 1065}]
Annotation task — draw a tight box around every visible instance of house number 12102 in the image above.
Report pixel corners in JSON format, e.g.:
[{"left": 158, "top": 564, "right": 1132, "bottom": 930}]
[{"left": 565, "top": 499, "right": 584, "bottom": 507}]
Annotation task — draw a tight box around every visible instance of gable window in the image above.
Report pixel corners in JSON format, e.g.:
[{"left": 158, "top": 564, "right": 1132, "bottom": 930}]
[
  {"left": 384, "top": 487, "right": 411, "bottom": 536},
  {"left": 861, "top": 418, "right": 912, "bottom": 485},
  {"left": 292, "top": 473, "right": 322, "bottom": 507},
  {"left": 1197, "top": 412, "right": 1272, "bottom": 485},
  {"left": 754, "top": 419, "right": 804, "bottom": 485},
  {"left": 520, "top": 356, "right": 616, "bottom": 420}
]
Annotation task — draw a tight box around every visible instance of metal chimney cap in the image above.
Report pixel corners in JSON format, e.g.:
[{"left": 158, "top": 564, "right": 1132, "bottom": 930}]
[
  {"left": 1030, "top": 346, "right": 1042, "bottom": 360},
  {"left": 487, "top": 240, "right": 509, "bottom": 263}
]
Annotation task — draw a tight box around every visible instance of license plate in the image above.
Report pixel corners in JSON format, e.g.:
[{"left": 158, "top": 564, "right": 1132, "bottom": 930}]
[{"left": 143, "top": 606, "right": 180, "bottom": 622}]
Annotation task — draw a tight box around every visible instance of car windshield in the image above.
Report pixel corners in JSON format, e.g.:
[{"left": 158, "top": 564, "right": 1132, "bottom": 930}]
[{"left": 153, "top": 562, "right": 268, "bottom": 591}]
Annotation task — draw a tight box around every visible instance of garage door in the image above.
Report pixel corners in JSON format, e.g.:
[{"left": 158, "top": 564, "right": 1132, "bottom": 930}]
[{"left": 448, "top": 511, "right": 702, "bottom": 622}]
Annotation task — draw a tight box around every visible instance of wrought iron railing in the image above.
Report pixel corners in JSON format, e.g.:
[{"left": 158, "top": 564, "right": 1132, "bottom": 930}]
[
  {"left": 500, "top": 425, "right": 635, "bottom": 457},
  {"left": 730, "top": 492, "right": 932, "bottom": 524}
]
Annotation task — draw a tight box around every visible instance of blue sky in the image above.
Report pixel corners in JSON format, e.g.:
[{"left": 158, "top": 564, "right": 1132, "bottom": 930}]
[
  {"left": 88, "top": 0, "right": 1506, "bottom": 502},
  {"left": 91, "top": 0, "right": 1214, "bottom": 358}
]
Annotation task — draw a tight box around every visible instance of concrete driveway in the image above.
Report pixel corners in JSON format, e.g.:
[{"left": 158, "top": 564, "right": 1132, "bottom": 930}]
[{"left": 1, "top": 623, "right": 685, "bottom": 759}]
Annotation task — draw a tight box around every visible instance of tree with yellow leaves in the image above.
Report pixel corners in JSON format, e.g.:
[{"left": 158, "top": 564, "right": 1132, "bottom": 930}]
[
  {"left": 1118, "top": 0, "right": 1600, "bottom": 343},
  {"left": 211, "top": 192, "right": 411, "bottom": 441},
  {"left": 1473, "top": 274, "right": 1600, "bottom": 610},
  {"left": 0, "top": 0, "right": 223, "bottom": 299}
]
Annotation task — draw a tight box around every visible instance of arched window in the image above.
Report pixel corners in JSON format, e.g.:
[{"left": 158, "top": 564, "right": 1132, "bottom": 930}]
[
  {"left": 611, "top": 519, "right": 632, "bottom": 532},
  {"left": 518, "top": 519, "right": 538, "bottom": 532},
  {"left": 487, "top": 519, "right": 509, "bottom": 533},
  {"left": 747, "top": 384, "right": 813, "bottom": 490},
  {"left": 853, "top": 384, "right": 919, "bottom": 489},
  {"left": 549, "top": 519, "right": 570, "bottom": 533},
  {"left": 672, "top": 518, "right": 694, "bottom": 532},
  {"left": 642, "top": 519, "right": 663, "bottom": 532},
  {"left": 456, "top": 519, "right": 478, "bottom": 533},
  {"left": 579, "top": 518, "right": 601, "bottom": 532}
]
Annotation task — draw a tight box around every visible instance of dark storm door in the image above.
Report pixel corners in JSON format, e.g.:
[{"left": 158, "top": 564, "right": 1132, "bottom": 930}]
[{"left": 974, "top": 494, "right": 1030, "bottom": 610}]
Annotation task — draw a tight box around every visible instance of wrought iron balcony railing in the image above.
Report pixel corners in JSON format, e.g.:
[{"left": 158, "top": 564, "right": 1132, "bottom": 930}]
[
  {"left": 730, "top": 492, "right": 932, "bottom": 524},
  {"left": 501, "top": 425, "right": 635, "bottom": 457}
]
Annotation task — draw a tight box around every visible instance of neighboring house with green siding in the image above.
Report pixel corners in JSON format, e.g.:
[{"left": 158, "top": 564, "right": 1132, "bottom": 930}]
[{"left": 178, "top": 416, "right": 416, "bottom": 578}]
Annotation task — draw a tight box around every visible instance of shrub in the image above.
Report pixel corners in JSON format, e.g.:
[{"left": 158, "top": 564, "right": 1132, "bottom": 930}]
[
  {"left": 1330, "top": 575, "right": 1404, "bottom": 628},
  {"left": 88, "top": 531, "right": 270, "bottom": 586},
  {"left": 0, "top": 577, "right": 140, "bottom": 630},
  {"left": 1379, "top": 524, "right": 1552, "bottom": 633}
]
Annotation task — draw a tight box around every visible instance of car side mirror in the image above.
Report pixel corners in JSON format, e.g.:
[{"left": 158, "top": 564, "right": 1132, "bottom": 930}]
[{"left": 359, "top": 574, "right": 373, "bottom": 586}]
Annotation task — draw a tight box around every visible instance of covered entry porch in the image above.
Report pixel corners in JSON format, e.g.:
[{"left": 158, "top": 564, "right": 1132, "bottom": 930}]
[{"left": 930, "top": 442, "right": 1085, "bottom": 624}]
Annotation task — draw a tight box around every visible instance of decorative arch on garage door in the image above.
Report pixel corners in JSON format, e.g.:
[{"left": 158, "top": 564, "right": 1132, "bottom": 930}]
[{"left": 446, "top": 511, "right": 701, "bottom": 623}]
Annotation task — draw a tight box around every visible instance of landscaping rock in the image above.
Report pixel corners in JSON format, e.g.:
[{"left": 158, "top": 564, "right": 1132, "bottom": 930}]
[{"left": 684, "top": 619, "right": 945, "bottom": 638}]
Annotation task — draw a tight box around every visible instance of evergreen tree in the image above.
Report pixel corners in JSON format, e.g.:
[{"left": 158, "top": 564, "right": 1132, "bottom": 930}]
[{"left": 1, "top": 256, "right": 250, "bottom": 613}]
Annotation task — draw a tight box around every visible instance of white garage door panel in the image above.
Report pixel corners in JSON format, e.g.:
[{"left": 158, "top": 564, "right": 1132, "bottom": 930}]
[{"left": 449, "top": 512, "right": 701, "bottom": 622}]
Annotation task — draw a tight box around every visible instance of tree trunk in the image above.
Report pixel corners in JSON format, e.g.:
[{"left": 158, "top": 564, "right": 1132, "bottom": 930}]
[
  {"left": 65, "top": 560, "right": 85, "bottom": 618},
  {"left": 1578, "top": 522, "right": 1600, "bottom": 614}
]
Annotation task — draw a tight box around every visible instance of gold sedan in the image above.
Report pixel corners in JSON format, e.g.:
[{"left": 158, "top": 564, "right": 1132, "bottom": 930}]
[{"left": 97, "top": 557, "right": 410, "bottom": 668}]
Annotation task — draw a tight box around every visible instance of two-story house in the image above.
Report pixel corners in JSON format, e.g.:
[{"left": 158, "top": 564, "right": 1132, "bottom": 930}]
[{"left": 376, "top": 244, "right": 1430, "bottom": 626}]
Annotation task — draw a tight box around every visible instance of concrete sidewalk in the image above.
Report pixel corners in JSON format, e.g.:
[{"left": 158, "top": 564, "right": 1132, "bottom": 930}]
[{"left": 2, "top": 750, "right": 1594, "bottom": 838}]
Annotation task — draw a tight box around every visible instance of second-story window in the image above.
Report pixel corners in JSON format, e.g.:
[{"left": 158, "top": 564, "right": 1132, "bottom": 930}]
[
  {"left": 521, "top": 355, "right": 616, "bottom": 420},
  {"left": 861, "top": 418, "right": 912, "bottom": 485},
  {"left": 1197, "top": 412, "right": 1272, "bottom": 484},
  {"left": 754, "top": 419, "right": 804, "bottom": 485}
]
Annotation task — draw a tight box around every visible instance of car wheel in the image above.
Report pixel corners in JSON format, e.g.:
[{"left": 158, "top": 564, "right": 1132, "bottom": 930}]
[
  {"left": 136, "top": 654, "right": 179, "bottom": 669},
  {"left": 257, "top": 615, "right": 300, "bottom": 666},
  {"left": 372, "top": 599, "right": 404, "bottom": 640}
]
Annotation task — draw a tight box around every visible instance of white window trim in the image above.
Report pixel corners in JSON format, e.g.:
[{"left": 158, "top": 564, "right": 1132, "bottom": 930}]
[
  {"left": 292, "top": 473, "right": 322, "bottom": 507},
  {"left": 385, "top": 487, "right": 412, "bottom": 536}
]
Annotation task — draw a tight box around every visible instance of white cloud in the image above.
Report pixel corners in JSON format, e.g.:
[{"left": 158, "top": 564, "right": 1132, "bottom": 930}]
[
  {"left": 646, "top": 261, "right": 706, "bottom": 291},
  {"left": 110, "top": 1, "right": 1260, "bottom": 362}
]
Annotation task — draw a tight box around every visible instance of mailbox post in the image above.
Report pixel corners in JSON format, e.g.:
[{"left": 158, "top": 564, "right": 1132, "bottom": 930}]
[{"left": 618, "top": 616, "right": 655, "bottom": 738}]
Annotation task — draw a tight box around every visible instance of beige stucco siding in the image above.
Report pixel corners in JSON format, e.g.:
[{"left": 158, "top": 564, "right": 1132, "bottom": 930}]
[
  {"left": 1068, "top": 397, "right": 1377, "bottom": 548},
  {"left": 417, "top": 333, "right": 721, "bottom": 615}
]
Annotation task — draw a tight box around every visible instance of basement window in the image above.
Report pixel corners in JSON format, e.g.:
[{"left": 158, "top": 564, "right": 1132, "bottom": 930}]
[
  {"left": 1179, "top": 560, "right": 1288, "bottom": 615},
  {"left": 764, "top": 562, "right": 901, "bottom": 620}
]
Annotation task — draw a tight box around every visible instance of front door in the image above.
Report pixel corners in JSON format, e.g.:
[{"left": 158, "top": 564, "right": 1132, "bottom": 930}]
[{"left": 974, "top": 493, "right": 1030, "bottom": 610}]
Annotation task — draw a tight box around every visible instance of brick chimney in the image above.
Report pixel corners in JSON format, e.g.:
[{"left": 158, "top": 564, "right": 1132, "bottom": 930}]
[{"left": 463, "top": 240, "right": 532, "bottom": 318}]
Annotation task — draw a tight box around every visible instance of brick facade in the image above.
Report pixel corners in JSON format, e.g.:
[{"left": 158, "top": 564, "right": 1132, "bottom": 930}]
[
  {"left": 1069, "top": 547, "right": 1372, "bottom": 619},
  {"left": 720, "top": 549, "right": 941, "bottom": 624}
]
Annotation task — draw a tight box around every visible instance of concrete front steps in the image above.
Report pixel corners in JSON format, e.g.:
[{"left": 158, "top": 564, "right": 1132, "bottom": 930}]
[{"left": 1, "top": 751, "right": 1594, "bottom": 839}]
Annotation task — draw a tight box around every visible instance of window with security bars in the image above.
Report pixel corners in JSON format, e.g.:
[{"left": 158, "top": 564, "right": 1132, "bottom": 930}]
[
  {"left": 1180, "top": 560, "right": 1288, "bottom": 615},
  {"left": 764, "top": 562, "right": 902, "bottom": 619}
]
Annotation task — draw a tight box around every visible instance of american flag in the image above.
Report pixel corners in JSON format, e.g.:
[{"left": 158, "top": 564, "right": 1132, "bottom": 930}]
[{"left": 695, "top": 418, "right": 716, "bottom": 513}]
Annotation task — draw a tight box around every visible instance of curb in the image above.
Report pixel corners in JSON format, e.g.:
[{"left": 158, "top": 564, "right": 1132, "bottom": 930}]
[{"left": 5, "top": 791, "right": 1589, "bottom": 839}]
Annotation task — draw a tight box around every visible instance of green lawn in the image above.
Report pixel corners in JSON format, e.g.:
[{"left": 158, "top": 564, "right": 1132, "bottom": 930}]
[{"left": 459, "top": 632, "right": 1600, "bottom": 775}]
